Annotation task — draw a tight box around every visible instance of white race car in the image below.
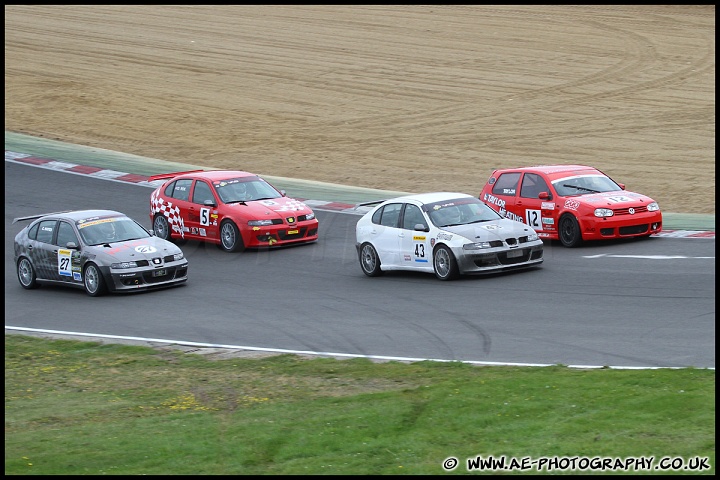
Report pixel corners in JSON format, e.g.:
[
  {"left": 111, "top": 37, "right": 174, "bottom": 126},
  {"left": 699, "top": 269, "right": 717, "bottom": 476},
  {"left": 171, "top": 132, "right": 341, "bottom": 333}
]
[{"left": 355, "top": 192, "right": 544, "bottom": 280}]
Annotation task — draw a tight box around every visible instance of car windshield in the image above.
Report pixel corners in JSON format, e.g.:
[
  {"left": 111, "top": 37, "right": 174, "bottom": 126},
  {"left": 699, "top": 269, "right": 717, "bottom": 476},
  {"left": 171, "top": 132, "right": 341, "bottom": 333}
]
[
  {"left": 77, "top": 217, "right": 151, "bottom": 246},
  {"left": 553, "top": 174, "right": 621, "bottom": 196},
  {"left": 214, "top": 177, "right": 282, "bottom": 203},
  {"left": 425, "top": 197, "right": 502, "bottom": 228}
]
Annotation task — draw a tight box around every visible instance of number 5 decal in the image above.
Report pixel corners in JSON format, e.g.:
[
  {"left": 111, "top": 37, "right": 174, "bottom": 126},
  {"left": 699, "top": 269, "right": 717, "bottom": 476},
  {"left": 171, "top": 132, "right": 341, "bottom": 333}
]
[
  {"left": 200, "top": 207, "right": 210, "bottom": 226},
  {"left": 525, "top": 209, "right": 542, "bottom": 230}
]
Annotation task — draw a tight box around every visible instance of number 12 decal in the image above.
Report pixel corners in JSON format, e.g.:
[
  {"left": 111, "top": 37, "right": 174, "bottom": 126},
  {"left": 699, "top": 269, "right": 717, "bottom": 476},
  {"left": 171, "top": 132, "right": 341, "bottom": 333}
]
[{"left": 525, "top": 209, "right": 542, "bottom": 230}]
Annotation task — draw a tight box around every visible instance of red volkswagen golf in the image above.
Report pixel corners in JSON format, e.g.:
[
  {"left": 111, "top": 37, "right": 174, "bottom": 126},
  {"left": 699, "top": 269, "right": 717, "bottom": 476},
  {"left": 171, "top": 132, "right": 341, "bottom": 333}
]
[
  {"left": 479, "top": 165, "right": 662, "bottom": 247},
  {"left": 149, "top": 170, "right": 319, "bottom": 252}
]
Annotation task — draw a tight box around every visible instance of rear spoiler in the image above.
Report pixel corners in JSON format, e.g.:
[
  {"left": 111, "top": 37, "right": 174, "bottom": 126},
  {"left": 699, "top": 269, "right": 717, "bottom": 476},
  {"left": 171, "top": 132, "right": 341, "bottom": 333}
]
[
  {"left": 148, "top": 169, "right": 205, "bottom": 182},
  {"left": 353, "top": 199, "right": 386, "bottom": 210},
  {"left": 12, "top": 210, "right": 73, "bottom": 224}
]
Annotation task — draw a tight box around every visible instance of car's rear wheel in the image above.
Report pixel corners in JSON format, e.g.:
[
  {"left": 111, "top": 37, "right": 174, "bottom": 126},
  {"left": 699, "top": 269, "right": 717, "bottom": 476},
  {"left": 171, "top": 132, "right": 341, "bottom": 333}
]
[
  {"left": 219, "top": 220, "right": 245, "bottom": 252},
  {"left": 17, "top": 257, "right": 39, "bottom": 289},
  {"left": 83, "top": 263, "right": 107, "bottom": 297},
  {"left": 433, "top": 245, "right": 459, "bottom": 281},
  {"left": 153, "top": 214, "right": 172, "bottom": 240},
  {"left": 359, "top": 242, "right": 383, "bottom": 277},
  {"left": 559, "top": 214, "right": 582, "bottom": 247}
]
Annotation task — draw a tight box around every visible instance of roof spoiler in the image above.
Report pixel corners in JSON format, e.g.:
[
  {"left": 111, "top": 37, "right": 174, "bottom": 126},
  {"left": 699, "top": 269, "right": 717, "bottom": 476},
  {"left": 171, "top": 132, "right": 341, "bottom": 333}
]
[
  {"left": 353, "top": 199, "right": 386, "bottom": 210},
  {"left": 12, "top": 210, "right": 73, "bottom": 224},
  {"left": 148, "top": 169, "right": 206, "bottom": 182}
]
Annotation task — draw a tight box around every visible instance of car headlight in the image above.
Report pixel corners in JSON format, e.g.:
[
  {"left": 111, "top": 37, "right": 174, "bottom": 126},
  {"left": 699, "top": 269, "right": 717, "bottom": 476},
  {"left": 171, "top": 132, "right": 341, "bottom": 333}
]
[
  {"left": 111, "top": 261, "right": 138, "bottom": 269},
  {"left": 463, "top": 242, "right": 492, "bottom": 250},
  {"left": 526, "top": 232, "right": 539, "bottom": 242},
  {"left": 248, "top": 219, "right": 275, "bottom": 226},
  {"left": 594, "top": 208, "right": 614, "bottom": 217},
  {"left": 647, "top": 202, "right": 660, "bottom": 212},
  {"left": 304, "top": 212, "right": 315, "bottom": 221},
  {"left": 173, "top": 252, "right": 184, "bottom": 261}
]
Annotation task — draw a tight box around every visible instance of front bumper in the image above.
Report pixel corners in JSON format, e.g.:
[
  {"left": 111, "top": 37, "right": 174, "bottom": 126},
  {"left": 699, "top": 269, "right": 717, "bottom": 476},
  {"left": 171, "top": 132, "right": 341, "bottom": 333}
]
[
  {"left": 453, "top": 243, "right": 544, "bottom": 275},
  {"left": 103, "top": 261, "right": 189, "bottom": 292},
  {"left": 244, "top": 220, "right": 319, "bottom": 247}
]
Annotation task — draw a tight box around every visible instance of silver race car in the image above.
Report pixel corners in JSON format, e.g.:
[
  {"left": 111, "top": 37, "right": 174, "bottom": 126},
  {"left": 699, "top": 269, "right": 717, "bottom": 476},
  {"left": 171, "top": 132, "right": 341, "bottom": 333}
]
[
  {"left": 355, "top": 192, "right": 544, "bottom": 280},
  {"left": 13, "top": 209, "right": 189, "bottom": 296}
]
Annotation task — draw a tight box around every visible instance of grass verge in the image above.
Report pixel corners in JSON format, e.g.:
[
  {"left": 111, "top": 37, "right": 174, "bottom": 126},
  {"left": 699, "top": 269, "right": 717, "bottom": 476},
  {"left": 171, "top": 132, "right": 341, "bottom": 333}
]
[{"left": 5, "top": 334, "right": 715, "bottom": 475}]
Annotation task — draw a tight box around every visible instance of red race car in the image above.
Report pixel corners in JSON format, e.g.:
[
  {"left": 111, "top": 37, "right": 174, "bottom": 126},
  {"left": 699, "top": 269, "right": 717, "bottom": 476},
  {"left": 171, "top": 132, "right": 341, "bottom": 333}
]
[
  {"left": 149, "top": 170, "right": 319, "bottom": 252},
  {"left": 479, "top": 165, "right": 662, "bottom": 247}
]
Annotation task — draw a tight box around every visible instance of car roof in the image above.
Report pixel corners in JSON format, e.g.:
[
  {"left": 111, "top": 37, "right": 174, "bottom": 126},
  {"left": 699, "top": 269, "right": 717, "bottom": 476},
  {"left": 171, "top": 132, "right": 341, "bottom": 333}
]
[
  {"left": 179, "top": 170, "right": 257, "bottom": 181},
  {"left": 13, "top": 209, "right": 127, "bottom": 225},
  {"left": 495, "top": 164, "right": 602, "bottom": 176},
  {"left": 384, "top": 192, "right": 474, "bottom": 205}
]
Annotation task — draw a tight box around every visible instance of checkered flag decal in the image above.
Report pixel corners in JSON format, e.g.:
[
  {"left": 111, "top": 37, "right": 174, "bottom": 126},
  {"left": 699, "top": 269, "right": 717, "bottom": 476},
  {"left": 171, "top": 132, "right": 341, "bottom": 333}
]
[{"left": 151, "top": 190, "right": 185, "bottom": 238}]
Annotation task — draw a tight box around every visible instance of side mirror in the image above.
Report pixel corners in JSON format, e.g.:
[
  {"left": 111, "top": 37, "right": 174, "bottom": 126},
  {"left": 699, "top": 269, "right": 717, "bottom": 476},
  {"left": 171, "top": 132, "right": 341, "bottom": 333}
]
[
  {"left": 414, "top": 224, "right": 430, "bottom": 232},
  {"left": 65, "top": 241, "right": 79, "bottom": 249},
  {"left": 280, "top": 189, "right": 287, "bottom": 197},
  {"left": 618, "top": 183, "right": 626, "bottom": 190},
  {"left": 203, "top": 199, "right": 217, "bottom": 207},
  {"left": 538, "top": 191, "right": 552, "bottom": 200}
]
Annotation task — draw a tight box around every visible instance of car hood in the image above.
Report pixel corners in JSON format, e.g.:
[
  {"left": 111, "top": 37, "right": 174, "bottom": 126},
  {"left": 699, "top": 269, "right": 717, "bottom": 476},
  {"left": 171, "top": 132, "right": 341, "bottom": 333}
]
[
  {"left": 443, "top": 219, "right": 536, "bottom": 241},
  {"left": 91, "top": 237, "right": 182, "bottom": 262},
  {"left": 573, "top": 191, "right": 656, "bottom": 207},
  {"left": 229, "top": 197, "right": 313, "bottom": 218}
]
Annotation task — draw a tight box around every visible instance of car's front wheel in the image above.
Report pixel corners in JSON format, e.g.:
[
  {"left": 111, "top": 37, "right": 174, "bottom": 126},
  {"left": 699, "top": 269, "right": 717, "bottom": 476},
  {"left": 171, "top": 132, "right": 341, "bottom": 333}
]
[
  {"left": 219, "top": 220, "right": 245, "bottom": 252},
  {"left": 83, "top": 263, "right": 107, "bottom": 297},
  {"left": 433, "top": 245, "right": 459, "bottom": 281},
  {"left": 359, "top": 243, "right": 383, "bottom": 277},
  {"left": 17, "top": 257, "right": 39, "bottom": 289},
  {"left": 559, "top": 214, "right": 582, "bottom": 247}
]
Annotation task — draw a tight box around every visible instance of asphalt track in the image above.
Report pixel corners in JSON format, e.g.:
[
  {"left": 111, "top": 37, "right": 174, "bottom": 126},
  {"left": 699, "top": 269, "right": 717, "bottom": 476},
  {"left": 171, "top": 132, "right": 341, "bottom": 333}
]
[{"left": 4, "top": 132, "right": 716, "bottom": 369}]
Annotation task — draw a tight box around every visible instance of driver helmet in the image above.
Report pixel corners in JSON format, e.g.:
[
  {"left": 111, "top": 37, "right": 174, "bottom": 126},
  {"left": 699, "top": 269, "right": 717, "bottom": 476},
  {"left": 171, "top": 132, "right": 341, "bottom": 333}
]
[
  {"left": 439, "top": 206, "right": 461, "bottom": 226},
  {"left": 97, "top": 221, "right": 117, "bottom": 241}
]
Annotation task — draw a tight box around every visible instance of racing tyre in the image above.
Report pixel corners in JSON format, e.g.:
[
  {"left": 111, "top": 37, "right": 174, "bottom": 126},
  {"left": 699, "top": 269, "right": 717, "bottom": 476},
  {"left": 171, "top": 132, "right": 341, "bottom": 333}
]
[
  {"left": 359, "top": 242, "right": 383, "bottom": 277},
  {"left": 153, "top": 214, "right": 172, "bottom": 241},
  {"left": 17, "top": 257, "right": 39, "bottom": 289},
  {"left": 433, "top": 245, "right": 459, "bottom": 281},
  {"left": 559, "top": 214, "right": 583, "bottom": 248},
  {"left": 83, "top": 263, "right": 107, "bottom": 297},
  {"left": 219, "top": 220, "right": 245, "bottom": 253}
]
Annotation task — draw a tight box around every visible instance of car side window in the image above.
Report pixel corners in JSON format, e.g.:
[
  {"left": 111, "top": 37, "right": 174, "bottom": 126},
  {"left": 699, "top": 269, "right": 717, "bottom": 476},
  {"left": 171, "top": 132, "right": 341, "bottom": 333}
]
[
  {"left": 55, "top": 221, "right": 79, "bottom": 247},
  {"left": 192, "top": 180, "right": 215, "bottom": 205},
  {"left": 402, "top": 204, "right": 427, "bottom": 230},
  {"left": 35, "top": 220, "right": 56, "bottom": 244},
  {"left": 170, "top": 179, "right": 193, "bottom": 201},
  {"left": 27, "top": 223, "right": 40, "bottom": 240},
  {"left": 520, "top": 173, "right": 550, "bottom": 199},
  {"left": 378, "top": 203, "right": 402, "bottom": 228},
  {"left": 492, "top": 172, "right": 521, "bottom": 196}
]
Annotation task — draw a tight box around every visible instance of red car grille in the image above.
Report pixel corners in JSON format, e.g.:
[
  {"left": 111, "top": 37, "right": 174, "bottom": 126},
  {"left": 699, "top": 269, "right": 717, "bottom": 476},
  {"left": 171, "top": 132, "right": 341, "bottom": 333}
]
[{"left": 613, "top": 206, "right": 648, "bottom": 215}]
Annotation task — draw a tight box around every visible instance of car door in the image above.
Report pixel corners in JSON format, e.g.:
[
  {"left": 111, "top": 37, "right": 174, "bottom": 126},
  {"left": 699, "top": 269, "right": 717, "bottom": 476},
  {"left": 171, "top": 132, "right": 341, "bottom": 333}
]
[
  {"left": 187, "top": 179, "right": 219, "bottom": 240},
  {"left": 53, "top": 220, "right": 83, "bottom": 284},
  {"left": 167, "top": 178, "right": 195, "bottom": 239},
  {"left": 483, "top": 171, "right": 525, "bottom": 224},
  {"left": 516, "top": 172, "right": 554, "bottom": 233},
  {"left": 398, "top": 203, "right": 431, "bottom": 270},
  {"left": 29, "top": 219, "right": 62, "bottom": 282},
  {"left": 370, "top": 202, "right": 403, "bottom": 267}
]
